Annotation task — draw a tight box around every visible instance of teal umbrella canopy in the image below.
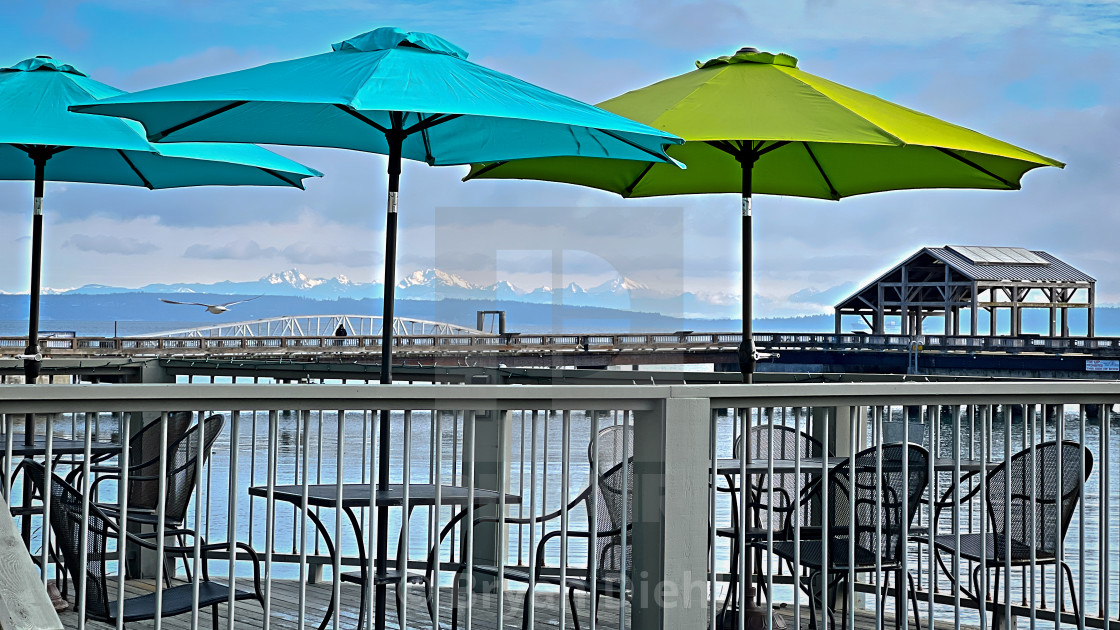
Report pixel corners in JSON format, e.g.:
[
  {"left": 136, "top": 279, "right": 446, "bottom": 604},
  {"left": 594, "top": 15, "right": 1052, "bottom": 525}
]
[
  {"left": 72, "top": 26, "right": 681, "bottom": 165},
  {"left": 0, "top": 55, "right": 321, "bottom": 384},
  {"left": 73, "top": 26, "right": 683, "bottom": 386},
  {"left": 0, "top": 56, "right": 322, "bottom": 188}
]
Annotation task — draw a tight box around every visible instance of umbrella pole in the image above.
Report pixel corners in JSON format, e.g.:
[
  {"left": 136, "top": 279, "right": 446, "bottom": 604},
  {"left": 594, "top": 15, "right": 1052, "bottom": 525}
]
[
  {"left": 20, "top": 154, "right": 46, "bottom": 544},
  {"left": 738, "top": 154, "right": 757, "bottom": 383},
  {"left": 375, "top": 126, "right": 403, "bottom": 630},
  {"left": 23, "top": 155, "right": 46, "bottom": 386}
]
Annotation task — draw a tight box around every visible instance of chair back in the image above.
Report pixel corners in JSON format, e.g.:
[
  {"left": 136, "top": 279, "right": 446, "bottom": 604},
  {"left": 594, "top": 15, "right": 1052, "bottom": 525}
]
[
  {"left": 987, "top": 440, "right": 1092, "bottom": 559},
  {"left": 585, "top": 424, "right": 634, "bottom": 586},
  {"left": 162, "top": 414, "right": 225, "bottom": 524},
  {"left": 127, "top": 411, "right": 192, "bottom": 513},
  {"left": 741, "top": 424, "right": 829, "bottom": 532},
  {"left": 828, "top": 443, "right": 929, "bottom": 567},
  {"left": 21, "top": 459, "right": 113, "bottom": 621}
]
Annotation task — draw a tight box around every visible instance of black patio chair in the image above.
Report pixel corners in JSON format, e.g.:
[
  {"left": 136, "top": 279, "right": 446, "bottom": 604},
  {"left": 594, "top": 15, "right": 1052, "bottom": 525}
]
[
  {"left": 70, "top": 411, "right": 194, "bottom": 484},
  {"left": 930, "top": 440, "right": 1092, "bottom": 623},
  {"left": 716, "top": 424, "right": 830, "bottom": 616},
  {"left": 21, "top": 459, "right": 263, "bottom": 628},
  {"left": 72, "top": 413, "right": 225, "bottom": 584},
  {"left": 768, "top": 443, "right": 930, "bottom": 630},
  {"left": 450, "top": 423, "right": 633, "bottom": 630}
]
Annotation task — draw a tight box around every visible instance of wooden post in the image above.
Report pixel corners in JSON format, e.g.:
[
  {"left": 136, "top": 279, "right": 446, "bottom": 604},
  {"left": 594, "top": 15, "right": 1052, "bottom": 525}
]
[
  {"left": 971, "top": 283, "right": 979, "bottom": 336},
  {"left": 1089, "top": 284, "right": 1096, "bottom": 337},
  {"left": 0, "top": 495, "right": 63, "bottom": 630}
]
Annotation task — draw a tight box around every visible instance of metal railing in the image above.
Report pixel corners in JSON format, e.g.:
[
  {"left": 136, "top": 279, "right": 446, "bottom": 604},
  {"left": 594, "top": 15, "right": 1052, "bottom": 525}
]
[
  {"left": 1, "top": 380, "right": 1118, "bottom": 629},
  {"left": 4, "top": 331, "right": 1120, "bottom": 361}
]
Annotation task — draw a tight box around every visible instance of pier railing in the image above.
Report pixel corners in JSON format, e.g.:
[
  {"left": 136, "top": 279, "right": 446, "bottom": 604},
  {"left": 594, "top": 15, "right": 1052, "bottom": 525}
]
[
  {"left": 6, "top": 331, "right": 1120, "bottom": 360},
  {"left": 1, "top": 381, "right": 1118, "bottom": 629}
]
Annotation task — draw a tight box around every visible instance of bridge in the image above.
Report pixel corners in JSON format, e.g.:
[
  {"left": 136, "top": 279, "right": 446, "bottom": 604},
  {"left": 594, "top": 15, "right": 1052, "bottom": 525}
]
[
  {"left": 3, "top": 315, "right": 1120, "bottom": 380},
  {"left": 128, "top": 314, "right": 486, "bottom": 338}
]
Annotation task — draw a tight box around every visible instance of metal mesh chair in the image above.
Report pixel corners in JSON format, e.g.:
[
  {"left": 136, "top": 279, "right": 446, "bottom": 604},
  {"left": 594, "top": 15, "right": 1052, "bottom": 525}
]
[
  {"left": 717, "top": 424, "right": 829, "bottom": 615},
  {"left": 87, "top": 413, "right": 225, "bottom": 527},
  {"left": 21, "top": 459, "right": 262, "bottom": 627},
  {"left": 931, "top": 440, "right": 1092, "bottom": 621},
  {"left": 451, "top": 424, "right": 633, "bottom": 630},
  {"left": 769, "top": 443, "right": 930, "bottom": 630}
]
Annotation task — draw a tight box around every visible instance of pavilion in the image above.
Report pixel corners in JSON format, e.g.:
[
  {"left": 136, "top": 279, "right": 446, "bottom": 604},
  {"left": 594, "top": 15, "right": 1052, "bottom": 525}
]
[{"left": 834, "top": 245, "right": 1096, "bottom": 337}]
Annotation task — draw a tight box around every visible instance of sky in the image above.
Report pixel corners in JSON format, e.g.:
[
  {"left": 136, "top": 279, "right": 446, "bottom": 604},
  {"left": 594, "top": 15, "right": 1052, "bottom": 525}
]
[{"left": 0, "top": 0, "right": 1118, "bottom": 319}]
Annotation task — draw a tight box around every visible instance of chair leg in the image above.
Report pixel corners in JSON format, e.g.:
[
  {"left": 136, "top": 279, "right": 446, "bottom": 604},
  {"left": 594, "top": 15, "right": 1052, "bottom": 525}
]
[
  {"left": 521, "top": 582, "right": 537, "bottom": 630},
  {"left": 451, "top": 565, "right": 466, "bottom": 630},
  {"left": 907, "top": 571, "right": 922, "bottom": 630},
  {"left": 569, "top": 588, "right": 582, "bottom": 630},
  {"left": 1062, "top": 562, "right": 1080, "bottom": 617},
  {"left": 807, "top": 570, "right": 821, "bottom": 630},
  {"left": 212, "top": 603, "right": 219, "bottom": 630}
]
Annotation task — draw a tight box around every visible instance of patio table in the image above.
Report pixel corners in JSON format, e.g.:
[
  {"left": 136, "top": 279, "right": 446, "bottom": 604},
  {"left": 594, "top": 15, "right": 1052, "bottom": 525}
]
[
  {"left": 0, "top": 434, "right": 121, "bottom": 459},
  {"left": 248, "top": 482, "right": 521, "bottom": 630}
]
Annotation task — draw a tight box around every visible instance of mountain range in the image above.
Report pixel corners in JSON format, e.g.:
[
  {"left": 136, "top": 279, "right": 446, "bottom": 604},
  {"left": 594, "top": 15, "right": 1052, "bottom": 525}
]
[{"left": 34, "top": 268, "right": 744, "bottom": 319}]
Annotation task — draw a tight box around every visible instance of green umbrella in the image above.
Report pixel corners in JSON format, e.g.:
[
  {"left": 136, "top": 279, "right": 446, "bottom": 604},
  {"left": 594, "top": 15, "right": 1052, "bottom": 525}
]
[
  {"left": 467, "top": 47, "right": 1064, "bottom": 381},
  {"left": 0, "top": 56, "right": 321, "bottom": 383}
]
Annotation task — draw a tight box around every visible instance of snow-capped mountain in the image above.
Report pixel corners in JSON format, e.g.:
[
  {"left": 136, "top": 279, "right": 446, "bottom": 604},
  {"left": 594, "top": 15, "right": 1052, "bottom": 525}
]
[{"left": 45, "top": 268, "right": 742, "bottom": 319}]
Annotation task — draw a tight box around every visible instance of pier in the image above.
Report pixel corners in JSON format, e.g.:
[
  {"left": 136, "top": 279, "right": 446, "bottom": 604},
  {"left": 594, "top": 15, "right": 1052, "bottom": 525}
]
[{"left": 3, "top": 320, "right": 1120, "bottom": 380}]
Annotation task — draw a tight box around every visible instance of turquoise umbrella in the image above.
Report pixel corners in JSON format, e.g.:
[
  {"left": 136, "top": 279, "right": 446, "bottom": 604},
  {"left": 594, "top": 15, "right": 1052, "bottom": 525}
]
[
  {"left": 73, "top": 27, "right": 681, "bottom": 630},
  {"left": 0, "top": 56, "right": 322, "bottom": 382},
  {"left": 72, "top": 26, "right": 682, "bottom": 384}
]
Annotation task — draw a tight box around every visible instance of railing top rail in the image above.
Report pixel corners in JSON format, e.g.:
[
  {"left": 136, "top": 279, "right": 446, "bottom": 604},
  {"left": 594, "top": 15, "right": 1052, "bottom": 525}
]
[
  {"left": 0, "top": 383, "right": 671, "bottom": 414},
  {"left": 678, "top": 381, "right": 1120, "bottom": 406},
  {"left": 1, "top": 381, "right": 1119, "bottom": 415}
]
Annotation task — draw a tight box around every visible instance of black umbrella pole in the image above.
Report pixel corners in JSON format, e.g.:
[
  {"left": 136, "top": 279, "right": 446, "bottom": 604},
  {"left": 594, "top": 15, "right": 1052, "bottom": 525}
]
[
  {"left": 21, "top": 165, "right": 46, "bottom": 544},
  {"left": 375, "top": 133, "right": 402, "bottom": 630},
  {"left": 738, "top": 156, "right": 757, "bottom": 382},
  {"left": 24, "top": 164, "right": 45, "bottom": 386}
]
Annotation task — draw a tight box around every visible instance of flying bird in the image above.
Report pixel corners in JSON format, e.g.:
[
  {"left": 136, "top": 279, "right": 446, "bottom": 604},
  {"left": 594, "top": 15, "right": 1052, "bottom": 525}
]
[{"left": 159, "top": 296, "right": 261, "bottom": 314}]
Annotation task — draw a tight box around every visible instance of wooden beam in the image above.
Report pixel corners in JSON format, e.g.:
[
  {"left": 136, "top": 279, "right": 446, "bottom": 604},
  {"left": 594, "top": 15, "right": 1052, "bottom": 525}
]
[{"left": 0, "top": 496, "right": 62, "bottom": 630}]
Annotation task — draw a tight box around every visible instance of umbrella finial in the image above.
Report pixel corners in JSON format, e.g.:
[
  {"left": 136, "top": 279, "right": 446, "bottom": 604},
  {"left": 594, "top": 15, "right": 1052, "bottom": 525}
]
[
  {"left": 332, "top": 27, "right": 469, "bottom": 59},
  {"left": 696, "top": 48, "right": 798, "bottom": 69},
  {"left": 5, "top": 56, "right": 87, "bottom": 76}
]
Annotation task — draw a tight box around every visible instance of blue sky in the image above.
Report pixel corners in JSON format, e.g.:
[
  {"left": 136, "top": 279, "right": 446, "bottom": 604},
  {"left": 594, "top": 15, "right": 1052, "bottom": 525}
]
[{"left": 1, "top": 0, "right": 1118, "bottom": 318}]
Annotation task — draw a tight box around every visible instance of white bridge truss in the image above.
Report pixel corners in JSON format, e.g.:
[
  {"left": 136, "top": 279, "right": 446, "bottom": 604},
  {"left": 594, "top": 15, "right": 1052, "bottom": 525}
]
[{"left": 132, "top": 315, "right": 483, "bottom": 339}]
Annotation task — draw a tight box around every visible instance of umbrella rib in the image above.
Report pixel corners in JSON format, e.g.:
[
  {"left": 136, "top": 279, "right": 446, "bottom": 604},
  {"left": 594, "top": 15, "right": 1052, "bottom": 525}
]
[
  {"left": 116, "top": 150, "right": 155, "bottom": 189},
  {"left": 149, "top": 101, "right": 248, "bottom": 141},
  {"left": 756, "top": 140, "right": 789, "bottom": 157},
  {"left": 705, "top": 140, "right": 740, "bottom": 158},
  {"left": 334, "top": 104, "right": 392, "bottom": 134},
  {"left": 621, "top": 162, "right": 656, "bottom": 198},
  {"left": 259, "top": 168, "right": 306, "bottom": 190},
  {"left": 461, "top": 161, "right": 504, "bottom": 181},
  {"left": 404, "top": 113, "right": 462, "bottom": 135},
  {"left": 802, "top": 142, "right": 840, "bottom": 200},
  {"left": 598, "top": 128, "right": 674, "bottom": 162},
  {"left": 934, "top": 147, "right": 1019, "bottom": 189}
]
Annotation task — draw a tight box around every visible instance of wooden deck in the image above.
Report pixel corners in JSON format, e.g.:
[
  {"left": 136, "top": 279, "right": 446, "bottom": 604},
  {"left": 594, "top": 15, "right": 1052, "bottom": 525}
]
[{"left": 55, "top": 577, "right": 944, "bottom": 629}]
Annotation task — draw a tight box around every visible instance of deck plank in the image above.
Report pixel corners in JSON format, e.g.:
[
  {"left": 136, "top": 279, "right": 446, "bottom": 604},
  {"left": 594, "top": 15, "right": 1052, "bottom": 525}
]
[{"left": 56, "top": 578, "right": 947, "bottom": 629}]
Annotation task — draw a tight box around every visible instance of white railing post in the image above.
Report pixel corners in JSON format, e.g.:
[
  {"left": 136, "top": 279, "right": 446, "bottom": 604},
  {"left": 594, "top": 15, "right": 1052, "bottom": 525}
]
[
  {"left": 631, "top": 393, "right": 710, "bottom": 629},
  {"left": 462, "top": 386, "right": 511, "bottom": 594}
]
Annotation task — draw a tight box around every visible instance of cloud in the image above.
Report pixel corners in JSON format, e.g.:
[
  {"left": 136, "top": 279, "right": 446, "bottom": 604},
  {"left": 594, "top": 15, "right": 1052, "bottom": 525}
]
[
  {"left": 183, "top": 239, "right": 279, "bottom": 260},
  {"left": 64, "top": 234, "right": 157, "bottom": 255},
  {"left": 281, "top": 242, "right": 376, "bottom": 267}
]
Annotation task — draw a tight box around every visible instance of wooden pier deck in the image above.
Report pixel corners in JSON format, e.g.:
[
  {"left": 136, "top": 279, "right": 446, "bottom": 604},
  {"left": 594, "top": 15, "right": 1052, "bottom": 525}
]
[{"left": 55, "top": 577, "right": 945, "bottom": 629}]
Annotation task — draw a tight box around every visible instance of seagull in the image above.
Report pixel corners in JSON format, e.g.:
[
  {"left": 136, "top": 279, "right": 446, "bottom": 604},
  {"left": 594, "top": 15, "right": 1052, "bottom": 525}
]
[{"left": 159, "top": 296, "right": 262, "bottom": 314}]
